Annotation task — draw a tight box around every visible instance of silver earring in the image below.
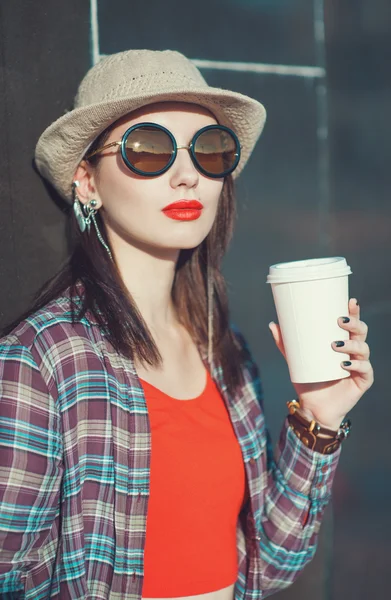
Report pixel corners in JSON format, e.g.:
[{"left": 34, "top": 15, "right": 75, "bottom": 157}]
[
  {"left": 84, "top": 199, "right": 98, "bottom": 233},
  {"left": 90, "top": 210, "right": 113, "bottom": 261},
  {"left": 72, "top": 180, "right": 97, "bottom": 233},
  {"left": 72, "top": 181, "right": 88, "bottom": 233},
  {"left": 71, "top": 181, "right": 113, "bottom": 261}
]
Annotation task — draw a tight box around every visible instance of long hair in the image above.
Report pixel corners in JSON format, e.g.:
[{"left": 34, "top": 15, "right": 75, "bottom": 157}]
[{"left": 1, "top": 125, "right": 246, "bottom": 394}]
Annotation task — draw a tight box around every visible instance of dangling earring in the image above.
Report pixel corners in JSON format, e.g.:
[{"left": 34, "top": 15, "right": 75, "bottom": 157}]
[
  {"left": 207, "top": 252, "right": 214, "bottom": 370},
  {"left": 72, "top": 180, "right": 98, "bottom": 232},
  {"left": 72, "top": 181, "right": 88, "bottom": 232},
  {"left": 72, "top": 180, "right": 113, "bottom": 261},
  {"left": 83, "top": 200, "right": 98, "bottom": 233},
  {"left": 90, "top": 209, "right": 113, "bottom": 261}
]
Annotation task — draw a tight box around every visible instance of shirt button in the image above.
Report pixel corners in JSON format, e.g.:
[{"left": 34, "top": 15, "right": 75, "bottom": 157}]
[
  {"left": 249, "top": 457, "right": 256, "bottom": 465},
  {"left": 321, "top": 465, "right": 328, "bottom": 473}
]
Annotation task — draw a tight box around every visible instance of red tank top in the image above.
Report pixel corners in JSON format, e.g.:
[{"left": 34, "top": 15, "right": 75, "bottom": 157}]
[{"left": 140, "top": 368, "right": 248, "bottom": 597}]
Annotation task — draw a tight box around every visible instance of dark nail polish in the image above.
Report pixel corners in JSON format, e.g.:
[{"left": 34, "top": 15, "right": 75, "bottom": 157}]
[
  {"left": 335, "top": 341, "right": 345, "bottom": 347},
  {"left": 342, "top": 361, "right": 352, "bottom": 367},
  {"left": 342, "top": 317, "right": 350, "bottom": 323}
]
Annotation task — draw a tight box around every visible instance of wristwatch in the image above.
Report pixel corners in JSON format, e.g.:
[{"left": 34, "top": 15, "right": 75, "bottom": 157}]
[{"left": 287, "top": 399, "right": 352, "bottom": 454}]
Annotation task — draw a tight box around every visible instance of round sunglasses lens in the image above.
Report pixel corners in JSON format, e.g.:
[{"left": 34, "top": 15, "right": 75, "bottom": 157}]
[
  {"left": 124, "top": 127, "right": 173, "bottom": 173},
  {"left": 194, "top": 128, "right": 238, "bottom": 175}
]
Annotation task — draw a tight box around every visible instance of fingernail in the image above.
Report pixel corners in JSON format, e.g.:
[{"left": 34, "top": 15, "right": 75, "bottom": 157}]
[
  {"left": 342, "top": 361, "right": 352, "bottom": 367},
  {"left": 334, "top": 341, "right": 345, "bottom": 347},
  {"left": 341, "top": 317, "right": 350, "bottom": 323}
]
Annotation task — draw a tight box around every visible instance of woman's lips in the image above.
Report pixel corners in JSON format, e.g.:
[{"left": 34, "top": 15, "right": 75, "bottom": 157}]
[
  {"left": 162, "top": 200, "right": 203, "bottom": 221},
  {"left": 163, "top": 208, "right": 202, "bottom": 221}
]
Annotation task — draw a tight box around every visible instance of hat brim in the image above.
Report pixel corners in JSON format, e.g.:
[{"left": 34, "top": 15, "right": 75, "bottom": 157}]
[{"left": 35, "top": 86, "right": 266, "bottom": 203}]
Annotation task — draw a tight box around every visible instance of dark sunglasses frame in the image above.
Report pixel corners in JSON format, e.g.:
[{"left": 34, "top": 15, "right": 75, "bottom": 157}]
[{"left": 85, "top": 122, "right": 241, "bottom": 178}]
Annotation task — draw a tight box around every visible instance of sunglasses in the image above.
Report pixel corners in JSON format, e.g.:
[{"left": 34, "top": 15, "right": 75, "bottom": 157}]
[{"left": 85, "top": 122, "right": 241, "bottom": 178}]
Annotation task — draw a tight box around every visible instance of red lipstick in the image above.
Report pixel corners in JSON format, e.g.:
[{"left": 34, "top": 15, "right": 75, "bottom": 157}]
[{"left": 162, "top": 199, "right": 203, "bottom": 221}]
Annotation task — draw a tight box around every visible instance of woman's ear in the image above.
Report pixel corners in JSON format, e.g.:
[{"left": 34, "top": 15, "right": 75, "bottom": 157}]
[{"left": 73, "top": 160, "right": 101, "bottom": 207}]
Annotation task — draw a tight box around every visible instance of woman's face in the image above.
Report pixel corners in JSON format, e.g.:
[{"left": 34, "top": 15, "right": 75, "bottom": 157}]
[{"left": 77, "top": 101, "right": 225, "bottom": 255}]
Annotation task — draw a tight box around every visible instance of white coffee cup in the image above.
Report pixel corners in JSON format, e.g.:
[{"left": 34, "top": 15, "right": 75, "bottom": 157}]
[{"left": 266, "top": 257, "right": 353, "bottom": 383}]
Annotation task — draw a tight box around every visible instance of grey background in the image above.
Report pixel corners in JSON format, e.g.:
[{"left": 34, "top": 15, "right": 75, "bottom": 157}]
[{"left": 0, "top": 0, "right": 390, "bottom": 597}]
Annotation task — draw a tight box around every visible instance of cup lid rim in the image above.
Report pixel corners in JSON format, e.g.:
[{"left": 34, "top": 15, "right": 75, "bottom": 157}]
[{"left": 266, "top": 257, "right": 352, "bottom": 284}]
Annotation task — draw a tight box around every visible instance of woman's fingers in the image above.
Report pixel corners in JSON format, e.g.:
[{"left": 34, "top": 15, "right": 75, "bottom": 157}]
[
  {"left": 268, "top": 321, "right": 287, "bottom": 360},
  {"left": 340, "top": 358, "right": 372, "bottom": 374},
  {"left": 332, "top": 339, "right": 370, "bottom": 360},
  {"left": 349, "top": 297, "right": 360, "bottom": 319},
  {"left": 338, "top": 298, "right": 368, "bottom": 342},
  {"left": 340, "top": 358, "right": 374, "bottom": 389},
  {"left": 270, "top": 299, "right": 370, "bottom": 362}
]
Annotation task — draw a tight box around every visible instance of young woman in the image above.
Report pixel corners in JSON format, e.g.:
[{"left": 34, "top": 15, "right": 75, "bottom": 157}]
[{"left": 0, "top": 49, "right": 373, "bottom": 600}]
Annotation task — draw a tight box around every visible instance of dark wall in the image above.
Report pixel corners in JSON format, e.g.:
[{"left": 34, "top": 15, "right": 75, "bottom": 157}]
[
  {"left": 326, "top": 1, "right": 391, "bottom": 596},
  {"left": 0, "top": 0, "right": 90, "bottom": 321},
  {"left": 0, "top": 1, "right": 389, "bottom": 598}
]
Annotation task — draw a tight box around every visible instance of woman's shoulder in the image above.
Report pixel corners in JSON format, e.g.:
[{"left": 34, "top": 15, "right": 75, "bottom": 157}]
[
  {"left": 0, "top": 287, "right": 100, "bottom": 358},
  {"left": 0, "top": 288, "right": 110, "bottom": 398}
]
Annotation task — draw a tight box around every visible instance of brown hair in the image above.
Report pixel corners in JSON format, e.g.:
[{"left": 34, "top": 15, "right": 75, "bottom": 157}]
[{"left": 1, "top": 124, "right": 246, "bottom": 394}]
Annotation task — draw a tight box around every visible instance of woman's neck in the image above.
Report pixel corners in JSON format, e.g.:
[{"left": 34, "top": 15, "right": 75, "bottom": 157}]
[{"left": 109, "top": 233, "right": 181, "bottom": 332}]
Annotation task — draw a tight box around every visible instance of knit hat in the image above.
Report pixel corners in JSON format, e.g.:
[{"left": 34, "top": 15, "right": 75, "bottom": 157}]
[{"left": 35, "top": 49, "right": 267, "bottom": 204}]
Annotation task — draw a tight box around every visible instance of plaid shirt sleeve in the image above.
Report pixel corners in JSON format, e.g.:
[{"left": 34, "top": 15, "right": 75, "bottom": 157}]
[
  {"left": 0, "top": 335, "right": 63, "bottom": 596},
  {"left": 260, "top": 419, "right": 340, "bottom": 596},
  {"left": 235, "top": 327, "right": 341, "bottom": 596}
]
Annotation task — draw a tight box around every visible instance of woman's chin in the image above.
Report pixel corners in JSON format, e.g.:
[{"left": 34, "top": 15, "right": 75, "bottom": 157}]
[{"left": 155, "top": 231, "right": 209, "bottom": 251}]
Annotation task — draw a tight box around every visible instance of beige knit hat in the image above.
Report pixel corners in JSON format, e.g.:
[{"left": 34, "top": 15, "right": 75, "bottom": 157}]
[{"left": 35, "top": 49, "right": 267, "bottom": 204}]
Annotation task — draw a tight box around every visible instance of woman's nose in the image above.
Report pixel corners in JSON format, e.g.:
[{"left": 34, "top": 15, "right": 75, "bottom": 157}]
[{"left": 169, "top": 147, "right": 199, "bottom": 187}]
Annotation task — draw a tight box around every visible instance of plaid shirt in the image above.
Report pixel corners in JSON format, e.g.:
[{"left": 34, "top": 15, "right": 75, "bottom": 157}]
[{"left": 0, "top": 288, "right": 341, "bottom": 599}]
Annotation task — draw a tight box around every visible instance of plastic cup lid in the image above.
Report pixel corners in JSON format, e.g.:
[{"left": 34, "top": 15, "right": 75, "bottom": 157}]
[{"left": 266, "top": 257, "right": 352, "bottom": 284}]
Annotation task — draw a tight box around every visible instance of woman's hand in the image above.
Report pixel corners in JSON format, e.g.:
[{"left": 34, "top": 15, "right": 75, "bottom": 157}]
[{"left": 269, "top": 298, "right": 374, "bottom": 430}]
